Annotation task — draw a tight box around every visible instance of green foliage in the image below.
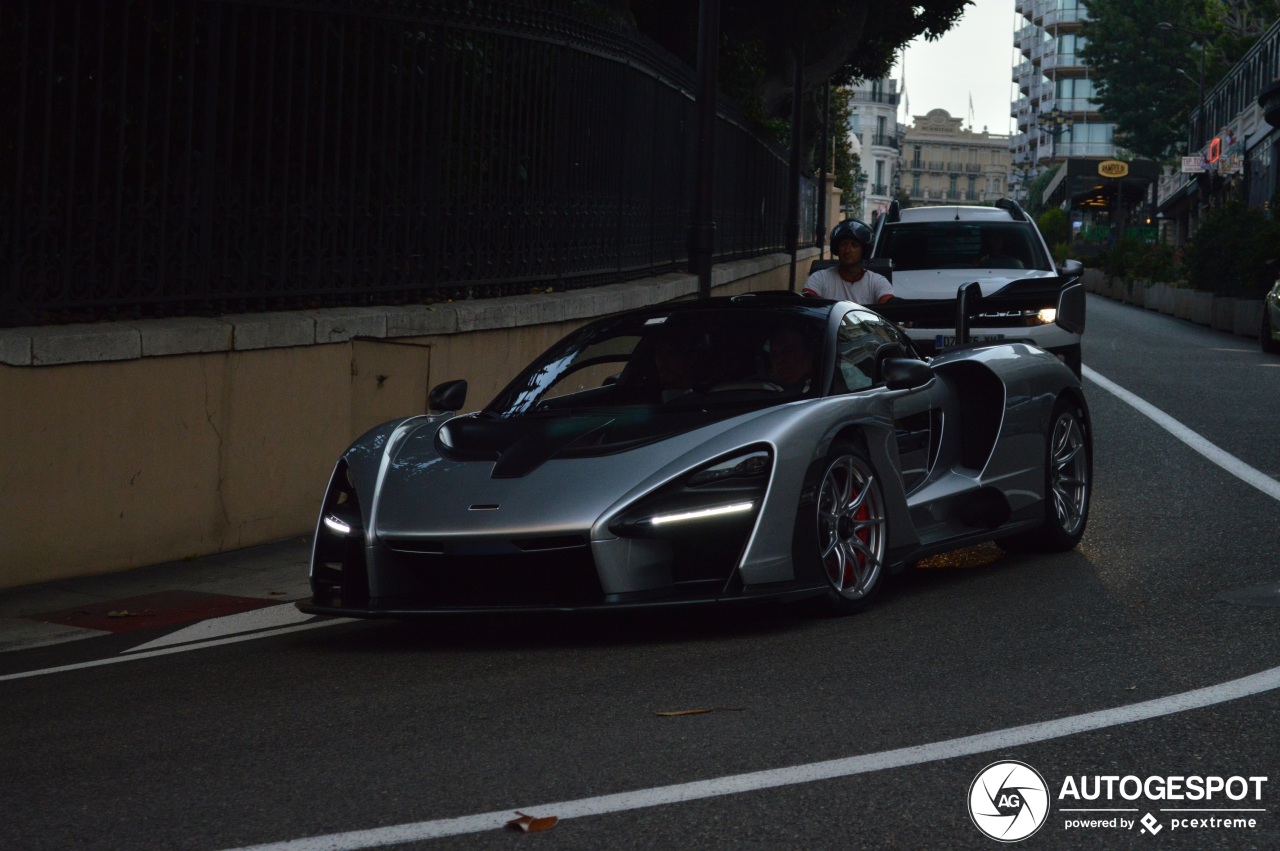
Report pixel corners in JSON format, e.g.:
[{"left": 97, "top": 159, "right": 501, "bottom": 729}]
[
  {"left": 823, "top": 86, "right": 861, "bottom": 198},
  {"left": 1024, "top": 165, "right": 1060, "bottom": 217},
  {"left": 1037, "top": 208, "right": 1069, "bottom": 248},
  {"left": 1182, "top": 201, "right": 1280, "bottom": 296},
  {"left": 626, "top": 0, "right": 969, "bottom": 118},
  {"left": 1098, "top": 239, "right": 1182, "bottom": 281}
]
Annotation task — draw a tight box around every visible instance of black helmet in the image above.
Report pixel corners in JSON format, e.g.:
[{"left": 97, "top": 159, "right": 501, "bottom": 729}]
[{"left": 830, "top": 219, "right": 872, "bottom": 251}]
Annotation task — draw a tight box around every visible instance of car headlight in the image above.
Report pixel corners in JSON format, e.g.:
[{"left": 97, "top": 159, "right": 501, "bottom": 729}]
[
  {"left": 311, "top": 459, "right": 369, "bottom": 598},
  {"left": 609, "top": 446, "right": 772, "bottom": 538}
]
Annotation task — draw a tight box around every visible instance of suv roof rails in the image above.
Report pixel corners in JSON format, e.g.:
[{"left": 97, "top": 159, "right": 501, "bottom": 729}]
[{"left": 994, "top": 198, "right": 1029, "bottom": 222}]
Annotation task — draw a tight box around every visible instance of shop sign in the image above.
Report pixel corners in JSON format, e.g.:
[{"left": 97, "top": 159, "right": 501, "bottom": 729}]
[{"left": 1098, "top": 160, "right": 1129, "bottom": 178}]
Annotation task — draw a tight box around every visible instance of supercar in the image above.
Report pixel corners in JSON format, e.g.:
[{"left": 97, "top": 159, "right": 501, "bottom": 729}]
[{"left": 298, "top": 290, "right": 1091, "bottom": 617}]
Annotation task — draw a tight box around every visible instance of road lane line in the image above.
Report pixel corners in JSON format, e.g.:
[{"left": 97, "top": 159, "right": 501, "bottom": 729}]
[
  {"left": 220, "top": 665, "right": 1280, "bottom": 850},
  {"left": 0, "top": 618, "right": 350, "bottom": 682},
  {"left": 1083, "top": 364, "right": 1280, "bottom": 502}
]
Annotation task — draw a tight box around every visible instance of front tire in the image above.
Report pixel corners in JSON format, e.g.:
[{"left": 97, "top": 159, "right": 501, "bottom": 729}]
[
  {"left": 815, "top": 443, "right": 888, "bottom": 614},
  {"left": 1002, "top": 396, "right": 1091, "bottom": 552}
]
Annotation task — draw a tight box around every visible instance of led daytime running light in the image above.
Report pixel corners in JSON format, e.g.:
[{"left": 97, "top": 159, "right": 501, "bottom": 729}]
[{"left": 649, "top": 501, "right": 754, "bottom": 526}]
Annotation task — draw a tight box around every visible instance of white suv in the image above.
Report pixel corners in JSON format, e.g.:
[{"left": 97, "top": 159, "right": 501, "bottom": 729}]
[{"left": 868, "top": 199, "right": 1084, "bottom": 375}]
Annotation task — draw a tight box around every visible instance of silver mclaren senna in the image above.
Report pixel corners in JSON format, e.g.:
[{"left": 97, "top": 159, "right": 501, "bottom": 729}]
[{"left": 298, "top": 289, "right": 1091, "bottom": 617}]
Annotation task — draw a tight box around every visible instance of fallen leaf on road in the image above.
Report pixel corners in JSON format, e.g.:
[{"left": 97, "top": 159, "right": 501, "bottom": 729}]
[
  {"left": 654, "top": 707, "right": 746, "bottom": 717},
  {"left": 107, "top": 610, "right": 138, "bottom": 618},
  {"left": 505, "top": 812, "right": 557, "bottom": 833}
]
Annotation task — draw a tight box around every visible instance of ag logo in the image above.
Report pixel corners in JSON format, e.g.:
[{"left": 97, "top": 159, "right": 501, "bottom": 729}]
[{"left": 968, "top": 760, "right": 1050, "bottom": 842}]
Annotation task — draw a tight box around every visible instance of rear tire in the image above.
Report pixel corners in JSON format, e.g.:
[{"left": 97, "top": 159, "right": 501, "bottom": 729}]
[
  {"left": 813, "top": 443, "right": 888, "bottom": 614},
  {"left": 1000, "top": 396, "right": 1091, "bottom": 553}
]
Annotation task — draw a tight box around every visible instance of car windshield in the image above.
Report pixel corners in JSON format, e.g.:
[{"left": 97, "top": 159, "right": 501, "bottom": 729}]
[
  {"left": 486, "top": 308, "right": 829, "bottom": 418},
  {"left": 879, "top": 222, "right": 1050, "bottom": 272}
]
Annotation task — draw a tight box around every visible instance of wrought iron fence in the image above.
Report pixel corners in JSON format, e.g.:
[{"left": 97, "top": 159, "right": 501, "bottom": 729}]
[{"left": 1, "top": 0, "right": 812, "bottom": 327}]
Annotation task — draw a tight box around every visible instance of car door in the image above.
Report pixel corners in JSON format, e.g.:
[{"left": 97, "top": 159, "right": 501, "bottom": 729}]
[{"left": 832, "top": 309, "right": 940, "bottom": 493}]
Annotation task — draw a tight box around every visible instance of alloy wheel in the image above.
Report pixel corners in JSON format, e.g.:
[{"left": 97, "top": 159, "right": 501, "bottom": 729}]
[
  {"left": 817, "top": 453, "right": 886, "bottom": 600},
  {"left": 1049, "top": 411, "right": 1088, "bottom": 537}
]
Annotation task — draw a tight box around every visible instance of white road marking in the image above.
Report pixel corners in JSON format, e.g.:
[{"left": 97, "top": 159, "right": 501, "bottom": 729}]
[
  {"left": 0, "top": 618, "right": 351, "bottom": 683},
  {"left": 122, "top": 603, "right": 315, "bottom": 653},
  {"left": 221, "top": 665, "right": 1280, "bottom": 850},
  {"left": 1083, "top": 364, "right": 1280, "bottom": 502}
]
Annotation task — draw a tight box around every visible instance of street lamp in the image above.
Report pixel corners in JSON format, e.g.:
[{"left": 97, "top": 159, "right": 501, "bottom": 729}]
[
  {"left": 1157, "top": 21, "right": 1208, "bottom": 155},
  {"left": 1009, "top": 156, "right": 1037, "bottom": 202},
  {"left": 1036, "top": 107, "right": 1074, "bottom": 161}
]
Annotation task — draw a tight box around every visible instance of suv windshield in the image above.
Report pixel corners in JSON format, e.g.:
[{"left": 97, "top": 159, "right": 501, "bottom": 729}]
[{"left": 878, "top": 222, "right": 1051, "bottom": 272}]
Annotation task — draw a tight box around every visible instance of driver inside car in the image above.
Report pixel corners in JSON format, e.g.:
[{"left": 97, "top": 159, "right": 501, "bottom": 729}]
[{"left": 765, "top": 326, "right": 817, "bottom": 393}]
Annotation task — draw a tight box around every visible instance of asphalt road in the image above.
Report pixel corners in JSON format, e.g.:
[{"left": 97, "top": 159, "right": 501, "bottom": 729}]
[{"left": 3, "top": 293, "right": 1279, "bottom": 850}]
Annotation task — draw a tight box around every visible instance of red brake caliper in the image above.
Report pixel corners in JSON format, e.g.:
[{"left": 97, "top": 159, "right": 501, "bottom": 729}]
[{"left": 845, "top": 475, "right": 866, "bottom": 588}]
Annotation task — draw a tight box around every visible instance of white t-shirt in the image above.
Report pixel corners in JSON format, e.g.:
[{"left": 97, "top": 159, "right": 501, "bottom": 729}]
[{"left": 802, "top": 266, "right": 893, "bottom": 304}]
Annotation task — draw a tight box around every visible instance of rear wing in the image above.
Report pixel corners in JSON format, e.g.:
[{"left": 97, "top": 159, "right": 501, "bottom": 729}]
[{"left": 871, "top": 274, "right": 1086, "bottom": 338}]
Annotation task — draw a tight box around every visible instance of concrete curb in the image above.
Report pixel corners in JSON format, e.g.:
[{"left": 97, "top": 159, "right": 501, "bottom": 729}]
[{"left": 1088, "top": 274, "right": 1264, "bottom": 344}]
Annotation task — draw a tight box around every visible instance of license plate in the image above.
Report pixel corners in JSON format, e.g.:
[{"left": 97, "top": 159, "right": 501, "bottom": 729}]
[{"left": 935, "top": 333, "right": 1006, "bottom": 347}]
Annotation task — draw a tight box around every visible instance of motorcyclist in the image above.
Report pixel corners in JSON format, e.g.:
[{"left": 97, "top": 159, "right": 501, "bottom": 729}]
[{"left": 802, "top": 220, "right": 894, "bottom": 305}]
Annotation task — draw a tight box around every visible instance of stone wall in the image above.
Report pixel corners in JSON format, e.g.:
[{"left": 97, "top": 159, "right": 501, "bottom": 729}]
[{"left": 0, "top": 252, "right": 818, "bottom": 588}]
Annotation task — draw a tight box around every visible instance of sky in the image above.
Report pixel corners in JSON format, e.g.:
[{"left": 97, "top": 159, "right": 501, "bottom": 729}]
[{"left": 890, "top": 1, "right": 1020, "bottom": 136}]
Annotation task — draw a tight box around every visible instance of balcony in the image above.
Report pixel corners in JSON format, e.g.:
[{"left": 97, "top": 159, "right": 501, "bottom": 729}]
[
  {"left": 871, "top": 134, "right": 899, "bottom": 149},
  {"left": 1054, "top": 142, "right": 1117, "bottom": 158},
  {"left": 1016, "top": 25, "right": 1038, "bottom": 54},
  {"left": 871, "top": 184, "right": 889, "bottom": 196},
  {"left": 850, "top": 90, "right": 900, "bottom": 106},
  {"left": 1043, "top": 6, "right": 1088, "bottom": 33}
]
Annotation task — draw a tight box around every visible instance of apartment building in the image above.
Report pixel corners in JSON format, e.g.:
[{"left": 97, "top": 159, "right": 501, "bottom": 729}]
[
  {"left": 846, "top": 77, "right": 902, "bottom": 221},
  {"left": 901, "top": 109, "right": 1011, "bottom": 206},
  {"left": 1010, "top": 0, "right": 1115, "bottom": 189}
]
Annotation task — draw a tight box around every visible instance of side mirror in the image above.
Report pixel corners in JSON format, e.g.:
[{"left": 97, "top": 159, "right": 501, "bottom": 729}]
[
  {"left": 1058, "top": 258, "right": 1083, "bottom": 278},
  {"left": 428, "top": 379, "right": 467, "bottom": 413},
  {"left": 865, "top": 257, "right": 893, "bottom": 282},
  {"left": 882, "top": 358, "right": 933, "bottom": 391}
]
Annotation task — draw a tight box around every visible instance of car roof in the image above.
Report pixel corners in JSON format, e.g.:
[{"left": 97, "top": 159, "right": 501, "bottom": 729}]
[
  {"left": 649, "top": 290, "right": 837, "bottom": 320},
  {"left": 893, "top": 205, "right": 1024, "bottom": 223}
]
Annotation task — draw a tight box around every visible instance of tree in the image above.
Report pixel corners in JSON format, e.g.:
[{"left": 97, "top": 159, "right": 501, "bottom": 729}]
[
  {"left": 1080, "top": 0, "right": 1280, "bottom": 161},
  {"left": 825, "top": 86, "right": 862, "bottom": 197},
  {"left": 622, "top": 1, "right": 969, "bottom": 118}
]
